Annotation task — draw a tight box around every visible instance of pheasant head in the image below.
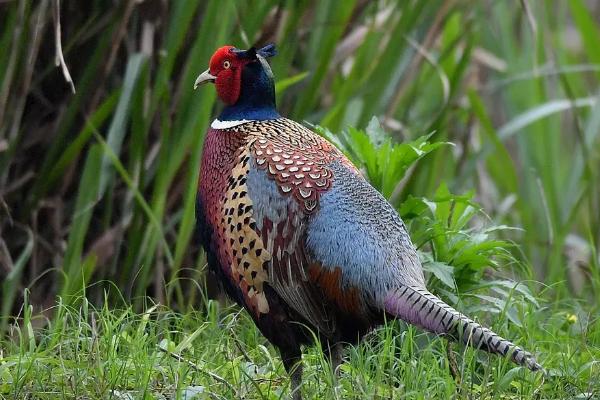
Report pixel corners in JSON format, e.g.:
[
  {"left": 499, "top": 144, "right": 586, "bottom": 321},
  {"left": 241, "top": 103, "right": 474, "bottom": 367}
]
[{"left": 194, "top": 44, "right": 279, "bottom": 123}]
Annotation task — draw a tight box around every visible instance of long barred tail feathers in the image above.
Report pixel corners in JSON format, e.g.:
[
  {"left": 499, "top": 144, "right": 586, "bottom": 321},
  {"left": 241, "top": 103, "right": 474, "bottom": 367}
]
[{"left": 384, "top": 285, "right": 542, "bottom": 372}]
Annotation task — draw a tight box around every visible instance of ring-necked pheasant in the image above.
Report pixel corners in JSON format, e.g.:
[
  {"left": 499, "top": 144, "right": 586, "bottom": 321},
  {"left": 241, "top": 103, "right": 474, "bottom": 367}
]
[{"left": 194, "top": 44, "right": 541, "bottom": 399}]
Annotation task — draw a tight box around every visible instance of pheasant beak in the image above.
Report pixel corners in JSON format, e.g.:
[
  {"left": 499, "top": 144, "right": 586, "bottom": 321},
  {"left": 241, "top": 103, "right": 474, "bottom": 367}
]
[{"left": 194, "top": 69, "right": 216, "bottom": 89}]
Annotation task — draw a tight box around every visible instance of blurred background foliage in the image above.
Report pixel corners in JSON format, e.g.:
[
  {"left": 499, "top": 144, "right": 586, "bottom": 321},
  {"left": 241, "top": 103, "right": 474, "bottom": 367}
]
[{"left": 1, "top": 0, "right": 599, "bottom": 328}]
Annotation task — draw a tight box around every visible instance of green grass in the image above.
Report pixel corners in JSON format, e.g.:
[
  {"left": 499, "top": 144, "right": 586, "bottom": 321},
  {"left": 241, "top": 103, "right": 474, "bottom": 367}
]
[{"left": 1, "top": 292, "right": 598, "bottom": 399}]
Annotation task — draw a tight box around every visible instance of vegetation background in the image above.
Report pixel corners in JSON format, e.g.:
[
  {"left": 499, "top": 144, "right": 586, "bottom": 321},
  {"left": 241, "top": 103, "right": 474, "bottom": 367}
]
[{"left": 0, "top": 0, "right": 599, "bottom": 398}]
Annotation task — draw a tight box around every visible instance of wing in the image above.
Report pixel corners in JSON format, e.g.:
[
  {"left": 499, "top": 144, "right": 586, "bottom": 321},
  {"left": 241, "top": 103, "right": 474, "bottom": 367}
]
[
  {"left": 246, "top": 159, "right": 337, "bottom": 335},
  {"left": 241, "top": 118, "right": 358, "bottom": 334}
]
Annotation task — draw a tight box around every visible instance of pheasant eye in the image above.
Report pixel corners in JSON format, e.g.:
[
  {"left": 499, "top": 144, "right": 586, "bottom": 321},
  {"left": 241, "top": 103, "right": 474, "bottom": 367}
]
[{"left": 223, "top": 60, "right": 231, "bottom": 69}]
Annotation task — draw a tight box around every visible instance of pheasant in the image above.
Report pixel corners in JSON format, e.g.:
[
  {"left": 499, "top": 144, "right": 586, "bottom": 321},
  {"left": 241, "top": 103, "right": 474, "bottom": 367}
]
[{"left": 194, "top": 44, "right": 541, "bottom": 399}]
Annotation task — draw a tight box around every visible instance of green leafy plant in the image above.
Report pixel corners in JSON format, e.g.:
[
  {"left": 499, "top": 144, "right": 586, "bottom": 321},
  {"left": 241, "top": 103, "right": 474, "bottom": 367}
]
[
  {"left": 401, "top": 185, "right": 537, "bottom": 324},
  {"left": 316, "top": 117, "right": 447, "bottom": 198}
]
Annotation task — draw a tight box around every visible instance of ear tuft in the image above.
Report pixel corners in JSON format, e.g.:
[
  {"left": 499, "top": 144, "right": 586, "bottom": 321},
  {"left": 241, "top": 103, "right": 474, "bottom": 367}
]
[
  {"left": 257, "top": 43, "right": 277, "bottom": 59},
  {"left": 230, "top": 44, "right": 277, "bottom": 60}
]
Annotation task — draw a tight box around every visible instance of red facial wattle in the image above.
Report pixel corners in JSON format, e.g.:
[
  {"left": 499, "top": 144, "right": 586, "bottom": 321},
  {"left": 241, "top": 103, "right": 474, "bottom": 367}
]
[
  {"left": 215, "top": 67, "right": 242, "bottom": 105},
  {"left": 208, "top": 45, "right": 247, "bottom": 105}
]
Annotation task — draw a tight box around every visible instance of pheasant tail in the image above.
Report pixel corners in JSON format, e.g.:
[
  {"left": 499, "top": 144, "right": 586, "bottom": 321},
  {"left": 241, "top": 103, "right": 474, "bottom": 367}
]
[{"left": 384, "top": 285, "right": 542, "bottom": 372}]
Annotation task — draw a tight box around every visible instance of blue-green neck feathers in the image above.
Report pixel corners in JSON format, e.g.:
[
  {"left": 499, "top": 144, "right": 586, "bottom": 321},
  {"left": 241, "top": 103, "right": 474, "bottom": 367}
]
[{"left": 219, "top": 59, "right": 280, "bottom": 122}]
